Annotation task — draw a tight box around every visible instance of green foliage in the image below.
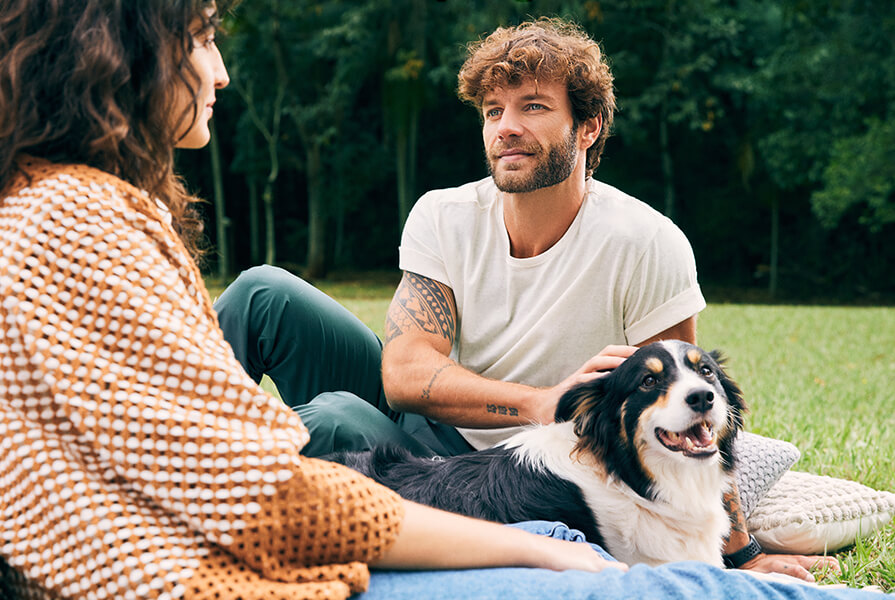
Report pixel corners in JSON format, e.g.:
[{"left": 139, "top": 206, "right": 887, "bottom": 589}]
[
  {"left": 603, "top": 0, "right": 742, "bottom": 138},
  {"left": 813, "top": 119, "right": 895, "bottom": 231},
  {"left": 747, "top": 0, "right": 895, "bottom": 231},
  {"left": 189, "top": 0, "right": 895, "bottom": 299}
]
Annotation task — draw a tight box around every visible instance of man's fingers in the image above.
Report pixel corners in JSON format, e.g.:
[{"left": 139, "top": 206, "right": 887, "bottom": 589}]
[
  {"left": 745, "top": 553, "right": 840, "bottom": 583},
  {"left": 580, "top": 355, "right": 627, "bottom": 374},
  {"left": 577, "top": 345, "right": 637, "bottom": 374},
  {"left": 598, "top": 344, "right": 637, "bottom": 358},
  {"left": 804, "top": 555, "right": 841, "bottom": 574}
]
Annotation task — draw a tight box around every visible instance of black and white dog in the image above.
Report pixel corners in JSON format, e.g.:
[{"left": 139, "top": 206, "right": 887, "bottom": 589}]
[{"left": 328, "top": 340, "right": 746, "bottom": 566}]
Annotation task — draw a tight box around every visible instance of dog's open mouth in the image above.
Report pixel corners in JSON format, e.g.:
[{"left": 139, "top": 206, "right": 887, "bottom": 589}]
[{"left": 655, "top": 421, "right": 718, "bottom": 458}]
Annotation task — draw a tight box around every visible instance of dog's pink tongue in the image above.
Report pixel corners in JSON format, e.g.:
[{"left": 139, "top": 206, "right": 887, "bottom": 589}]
[{"left": 686, "top": 422, "right": 714, "bottom": 447}]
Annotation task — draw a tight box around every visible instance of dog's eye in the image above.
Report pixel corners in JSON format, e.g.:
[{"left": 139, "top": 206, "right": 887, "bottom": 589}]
[
  {"left": 641, "top": 375, "right": 658, "bottom": 388},
  {"left": 699, "top": 366, "right": 715, "bottom": 380}
]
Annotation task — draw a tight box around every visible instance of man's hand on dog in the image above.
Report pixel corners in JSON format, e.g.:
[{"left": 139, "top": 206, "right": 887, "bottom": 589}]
[
  {"left": 539, "top": 345, "right": 637, "bottom": 424},
  {"left": 743, "top": 552, "right": 841, "bottom": 582}
]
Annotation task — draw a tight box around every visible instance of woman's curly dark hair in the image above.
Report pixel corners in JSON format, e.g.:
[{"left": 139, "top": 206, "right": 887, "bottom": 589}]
[
  {"left": 0, "top": 0, "right": 232, "bottom": 260},
  {"left": 458, "top": 18, "right": 617, "bottom": 176}
]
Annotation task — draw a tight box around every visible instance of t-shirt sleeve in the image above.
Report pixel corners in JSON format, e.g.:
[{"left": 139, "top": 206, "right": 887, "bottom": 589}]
[
  {"left": 8, "top": 175, "right": 404, "bottom": 584},
  {"left": 398, "top": 191, "right": 451, "bottom": 286},
  {"left": 623, "top": 219, "right": 706, "bottom": 344}
]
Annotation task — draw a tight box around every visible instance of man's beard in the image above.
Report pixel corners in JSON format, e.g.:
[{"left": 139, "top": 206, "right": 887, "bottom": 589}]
[{"left": 487, "top": 127, "right": 579, "bottom": 193}]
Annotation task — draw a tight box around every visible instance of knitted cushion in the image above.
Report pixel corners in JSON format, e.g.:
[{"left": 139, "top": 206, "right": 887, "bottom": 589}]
[
  {"left": 733, "top": 432, "right": 801, "bottom": 518},
  {"left": 746, "top": 471, "right": 895, "bottom": 554}
]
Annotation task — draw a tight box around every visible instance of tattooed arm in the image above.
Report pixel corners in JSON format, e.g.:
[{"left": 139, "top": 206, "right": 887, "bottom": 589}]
[
  {"left": 722, "top": 481, "right": 840, "bottom": 581},
  {"left": 381, "top": 272, "right": 631, "bottom": 428},
  {"left": 381, "top": 271, "right": 546, "bottom": 427}
]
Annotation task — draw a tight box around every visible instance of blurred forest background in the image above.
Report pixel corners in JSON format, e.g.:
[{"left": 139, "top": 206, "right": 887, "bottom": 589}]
[{"left": 176, "top": 0, "right": 895, "bottom": 303}]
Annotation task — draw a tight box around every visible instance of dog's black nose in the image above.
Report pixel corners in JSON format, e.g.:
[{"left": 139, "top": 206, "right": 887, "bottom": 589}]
[{"left": 685, "top": 390, "right": 714, "bottom": 413}]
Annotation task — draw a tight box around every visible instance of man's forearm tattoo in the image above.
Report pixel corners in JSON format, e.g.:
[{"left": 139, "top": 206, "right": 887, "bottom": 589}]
[
  {"left": 486, "top": 404, "right": 519, "bottom": 417},
  {"left": 421, "top": 363, "right": 452, "bottom": 402},
  {"left": 386, "top": 272, "right": 457, "bottom": 344},
  {"left": 722, "top": 490, "right": 748, "bottom": 543}
]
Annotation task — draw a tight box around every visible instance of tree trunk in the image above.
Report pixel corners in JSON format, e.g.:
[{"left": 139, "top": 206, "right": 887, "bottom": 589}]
[
  {"left": 395, "top": 112, "right": 419, "bottom": 227},
  {"left": 248, "top": 176, "right": 260, "bottom": 265},
  {"left": 396, "top": 0, "right": 424, "bottom": 228},
  {"left": 659, "top": 101, "right": 676, "bottom": 219},
  {"left": 209, "top": 122, "right": 230, "bottom": 280},
  {"left": 305, "top": 143, "right": 327, "bottom": 279},
  {"left": 769, "top": 192, "right": 779, "bottom": 298},
  {"left": 262, "top": 178, "right": 275, "bottom": 264}
]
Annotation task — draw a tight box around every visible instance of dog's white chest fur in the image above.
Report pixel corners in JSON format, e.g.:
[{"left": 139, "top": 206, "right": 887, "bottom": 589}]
[{"left": 505, "top": 422, "right": 732, "bottom": 567}]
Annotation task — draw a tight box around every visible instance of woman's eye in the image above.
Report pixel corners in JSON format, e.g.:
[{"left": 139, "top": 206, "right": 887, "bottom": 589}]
[
  {"left": 192, "top": 29, "right": 216, "bottom": 49},
  {"left": 642, "top": 375, "right": 657, "bottom": 388}
]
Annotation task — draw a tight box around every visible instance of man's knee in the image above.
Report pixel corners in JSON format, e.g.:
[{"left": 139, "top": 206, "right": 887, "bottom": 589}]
[
  {"left": 215, "top": 265, "right": 297, "bottom": 311},
  {"left": 298, "top": 392, "right": 397, "bottom": 455}
]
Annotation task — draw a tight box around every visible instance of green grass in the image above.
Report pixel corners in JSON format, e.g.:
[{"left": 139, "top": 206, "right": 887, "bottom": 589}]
[
  {"left": 698, "top": 304, "right": 895, "bottom": 590},
  {"left": 209, "top": 275, "right": 894, "bottom": 590}
]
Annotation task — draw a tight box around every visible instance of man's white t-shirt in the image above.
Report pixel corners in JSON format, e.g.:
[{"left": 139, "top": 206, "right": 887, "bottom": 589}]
[{"left": 399, "top": 176, "right": 706, "bottom": 450}]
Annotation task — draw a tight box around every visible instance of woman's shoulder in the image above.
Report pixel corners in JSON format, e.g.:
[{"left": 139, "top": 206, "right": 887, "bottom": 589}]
[
  {"left": 8, "top": 156, "right": 145, "bottom": 202},
  {"left": 3, "top": 156, "right": 172, "bottom": 235}
]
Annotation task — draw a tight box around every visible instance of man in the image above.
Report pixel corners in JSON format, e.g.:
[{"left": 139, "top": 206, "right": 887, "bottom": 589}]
[
  {"left": 215, "top": 18, "right": 835, "bottom": 581},
  {"left": 381, "top": 19, "right": 699, "bottom": 451},
  {"left": 379, "top": 18, "right": 836, "bottom": 581}
]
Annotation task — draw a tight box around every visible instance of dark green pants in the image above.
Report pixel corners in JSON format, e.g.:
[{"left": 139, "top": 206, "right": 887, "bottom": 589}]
[{"left": 213, "top": 265, "right": 473, "bottom": 458}]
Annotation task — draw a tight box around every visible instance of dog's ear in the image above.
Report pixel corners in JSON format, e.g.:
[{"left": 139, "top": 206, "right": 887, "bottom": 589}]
[
  {"left": 555, "top": 377, "right": 622, "bottom": 458},
  {"left": 555, "top": 378, "right": 607, "bottom": 423},
  {"left": 709, "top": 349, "right": 747, "bottom": 429}
]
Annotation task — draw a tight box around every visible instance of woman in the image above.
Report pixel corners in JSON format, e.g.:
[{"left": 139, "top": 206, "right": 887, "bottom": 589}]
[
  {"left": 0, "top": 2, "right": 879, "bottom": 599},
  {"left": 0, "top": 1, "right": 620, "bottom": 598}
]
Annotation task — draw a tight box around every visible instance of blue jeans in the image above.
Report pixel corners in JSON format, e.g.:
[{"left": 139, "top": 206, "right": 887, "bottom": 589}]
[{"left": 360, "top": 522, "right": 882, "bottom": 599}]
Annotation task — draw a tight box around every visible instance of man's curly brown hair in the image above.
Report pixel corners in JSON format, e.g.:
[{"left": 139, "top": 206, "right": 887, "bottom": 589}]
[{"left": 458, "top": 18, "right": 616, "bottom": 176}]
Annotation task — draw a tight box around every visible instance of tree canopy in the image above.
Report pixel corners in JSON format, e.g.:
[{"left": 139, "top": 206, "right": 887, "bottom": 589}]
[{"left": 179, "top": 0, "right": 895, "bottom": 302}]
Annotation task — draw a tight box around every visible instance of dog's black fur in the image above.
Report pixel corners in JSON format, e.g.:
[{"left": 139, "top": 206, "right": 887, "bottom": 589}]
[
  {"left": 331, "top": 443, "right": 606, "bottom": 547},
  {"left": 326, "top": 341, "right": 746, "bottom": 564}
]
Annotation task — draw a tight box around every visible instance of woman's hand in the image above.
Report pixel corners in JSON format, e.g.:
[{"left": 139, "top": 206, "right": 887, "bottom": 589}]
[{"left": 371, "top": 500, "right": 628, "bottom": 574}]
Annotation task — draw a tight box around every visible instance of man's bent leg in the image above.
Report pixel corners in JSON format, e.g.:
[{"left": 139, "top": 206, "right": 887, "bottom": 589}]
[
  {"left": 214, "top": 265, "right": 390, "bottom": 412},
  {"left": 297, "top": 392, "right": 431, "bottom": 457},
  {"left": 215, "top": 265, "right": 473, "bottom": 457}
]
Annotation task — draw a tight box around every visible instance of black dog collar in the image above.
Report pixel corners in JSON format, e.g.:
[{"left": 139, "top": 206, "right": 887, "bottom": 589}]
[{"left": 723, "top": 534, "right": 763, "bottom": 569}]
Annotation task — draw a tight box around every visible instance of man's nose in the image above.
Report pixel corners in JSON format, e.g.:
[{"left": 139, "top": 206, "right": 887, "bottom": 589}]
[{"left": 496, "top": 108, "right": 524, "bottom": 138}]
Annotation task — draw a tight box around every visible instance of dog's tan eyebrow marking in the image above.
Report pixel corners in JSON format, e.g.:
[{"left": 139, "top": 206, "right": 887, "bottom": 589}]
[
  {"left": 686, "top": 349, "right": 703, "bottom": 365},
  {"left": 645, "top": 357, "right": 663, "bottom": 374}
]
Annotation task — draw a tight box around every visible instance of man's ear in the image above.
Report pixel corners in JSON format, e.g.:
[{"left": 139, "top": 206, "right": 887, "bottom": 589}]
[{"left": 579, "top": 114, "right": 602, "bottom": 149}]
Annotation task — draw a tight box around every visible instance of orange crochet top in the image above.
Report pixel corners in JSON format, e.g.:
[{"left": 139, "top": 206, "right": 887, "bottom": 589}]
[{"left": 0, "top": 158, "right": 404, "bottom": 599}]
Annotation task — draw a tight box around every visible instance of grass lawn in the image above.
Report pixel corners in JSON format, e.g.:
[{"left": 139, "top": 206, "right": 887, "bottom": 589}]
[
  {"left": 698, "top": 304, "right": 895, "bottom": 590},
  {"left": 208, "top": 275, "right": 895, "bottom": 590}
]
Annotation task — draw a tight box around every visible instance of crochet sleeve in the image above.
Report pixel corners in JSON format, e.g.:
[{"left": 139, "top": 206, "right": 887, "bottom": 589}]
[{"left": 3, "top": 169, "right": 404, "bottom": 583}]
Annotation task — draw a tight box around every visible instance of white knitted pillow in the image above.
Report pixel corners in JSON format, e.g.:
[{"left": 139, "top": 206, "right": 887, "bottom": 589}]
[
  {"left": 746, "top": 471, "right": 895, "bottom": 554},
  {"left": 733, "top": 432, "right": 801, "bottom": 517}
]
